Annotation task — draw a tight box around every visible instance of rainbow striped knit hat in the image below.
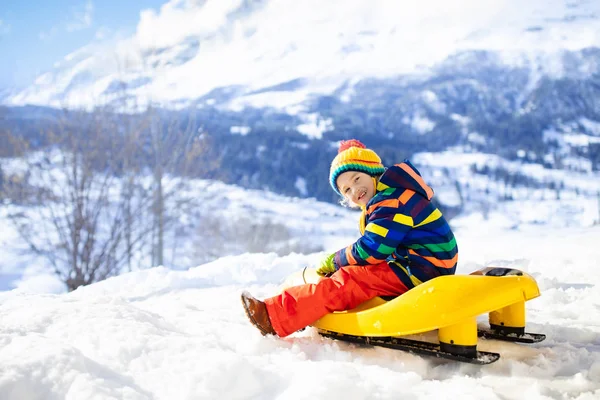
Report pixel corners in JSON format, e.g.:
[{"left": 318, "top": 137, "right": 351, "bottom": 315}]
[{"left": 329, "top": 139, "right": 386, "bottom": 195}]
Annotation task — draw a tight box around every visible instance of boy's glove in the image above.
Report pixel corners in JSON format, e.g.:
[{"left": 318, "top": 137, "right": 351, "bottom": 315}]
[{"left": 316, "top": 253, "right": 336, "bottom": 276}]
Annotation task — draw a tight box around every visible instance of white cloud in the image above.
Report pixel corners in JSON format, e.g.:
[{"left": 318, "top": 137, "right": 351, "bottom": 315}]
[
  {"left": 135, "top": 0, "right": 242, "bottom": 49},
  {"left": 66, "top": 0, "right": 94, "bottom": 32}
]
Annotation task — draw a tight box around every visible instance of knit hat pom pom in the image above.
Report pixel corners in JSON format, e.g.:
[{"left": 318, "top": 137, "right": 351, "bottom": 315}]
[{"left": 338, "top": 139, "right": 365, "bottom": 153}]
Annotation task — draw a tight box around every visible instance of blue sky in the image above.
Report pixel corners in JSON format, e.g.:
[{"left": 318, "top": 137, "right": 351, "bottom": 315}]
[{"left": 0, "top": 0, "right": 166, "bottom": 90}]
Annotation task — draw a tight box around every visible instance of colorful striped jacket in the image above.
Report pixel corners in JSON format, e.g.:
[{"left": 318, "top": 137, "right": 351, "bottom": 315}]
[{"left": 333, "top": 160, "right": 458, "bottom": 290}]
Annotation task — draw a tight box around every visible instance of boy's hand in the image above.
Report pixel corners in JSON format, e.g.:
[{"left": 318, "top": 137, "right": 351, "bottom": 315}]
[{"left": 316, "top": 253, "right": 336, "bottom": 276}]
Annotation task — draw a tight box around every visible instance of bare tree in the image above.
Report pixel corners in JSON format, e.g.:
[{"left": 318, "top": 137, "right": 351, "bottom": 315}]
[
  {"left": 101, "top": 45, "right": 222, "bottom": 268},
  {"left": 5, "top": 109, "right": 153, "bottom": 291},
  {"left": 143, "top": 106, "right": 217, "bottom": 267},
  {"left": 112, "top": 106, "right": 153, "bottom": 272},
  {"left": 2, "top": 45, "right": 222, "bottom": 288},
  {"left": 597, "top": 191, "right": 600, "bottom": 225}
]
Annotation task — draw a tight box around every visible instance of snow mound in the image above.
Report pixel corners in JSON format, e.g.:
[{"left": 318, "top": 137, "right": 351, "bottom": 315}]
[{"left": 0, "top": 223, "right": 599, "bottom": 399}]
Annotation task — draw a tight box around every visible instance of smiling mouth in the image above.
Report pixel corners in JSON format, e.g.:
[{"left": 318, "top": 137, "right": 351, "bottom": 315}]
[{"left": 358, "top": 190, "right": 366, "bottom": 201}]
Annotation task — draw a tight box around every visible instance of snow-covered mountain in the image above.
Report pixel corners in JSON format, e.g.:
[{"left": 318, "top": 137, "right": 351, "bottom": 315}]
[
  {"left": 3, "top": 0, "right": 600, "bottom": 209},
  {"left": 6, "top": 0, "right": 600, "bottom": 111}
]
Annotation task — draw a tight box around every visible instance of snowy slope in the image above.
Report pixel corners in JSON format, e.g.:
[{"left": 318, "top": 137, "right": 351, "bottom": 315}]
[
  {"left": 0, "top": 156, "right": 599, "bottom": 398},
  {"left": 7, "top": 0, "right": 600, "bottom": 109},
  {"left": 0, "top": 222, "right": 598, "bottom": 399},
  {"left": 2, "top": 147, "right": 599, "bottom": 294},
  {"left": 0, "top": 172, "right": 361, "bottom": 292}
]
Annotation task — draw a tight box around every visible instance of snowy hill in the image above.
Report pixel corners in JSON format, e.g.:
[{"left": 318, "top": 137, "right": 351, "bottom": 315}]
[
  {"left": 0, "top": 222, "right": 598, "bottom": 399},
  {"left": 0, "top": 155, "right": 599, "bottom": 398},
  {"left": 1, "top": 147, "right": 600, "bottom": 294},
  {"left": 0, "top": 171, "right": 361, "bottom": 292},
  {"left": 2, "top": 149, "right": 599, "bottom": 294}
]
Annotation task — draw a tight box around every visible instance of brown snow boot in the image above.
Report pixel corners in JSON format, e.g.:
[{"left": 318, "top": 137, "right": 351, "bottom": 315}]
[{"left": 241, "top": 292, "right": 277, "bottom": 336}]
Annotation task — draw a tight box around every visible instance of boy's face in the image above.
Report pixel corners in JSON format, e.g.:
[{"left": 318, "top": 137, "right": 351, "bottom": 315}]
[{"left": 337, "top": 171, "right": 375, "bottom": 208}]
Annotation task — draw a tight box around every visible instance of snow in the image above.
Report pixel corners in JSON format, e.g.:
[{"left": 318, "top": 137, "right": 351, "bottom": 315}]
[
  {"left": 579, "top": 118, "right": 600, "bottom": 136},
  {"left": 8, "top": 0, "right": 600, "bottom": 110},
  {"left": 403, "top": 113, "right": 436, "bottom": 134},
  {"left": 545, "top": 129, "right": 600, "bottom": 148},
  {"left": 412, "top": 150, "right": 600, "bottom": 197},
  {"left": 2, "top": 1, "right": 600, "bottom": 394},
  {"left": 295, "top": 113, "right": 334, "bottom": 139},
  {"left": 0, "top": 221, "right": 598, "bottom": 399},
  {"left": 230, "top": 125, "right": 251, "bottom": 135},
  {"left": 0, "top": 179, "right": 600, "bottom": 398},
  {"left": 0, "top": 170, "right": 360, "bottom": 291},
  {"left": 422, "top": 90, "right": 446, "bottom": 114},
  {"left": 294, "top": 176, "right": 308, "bottom": 196},
  {"left": 1, "top": 148, "right": 600, "bottom": 398}
]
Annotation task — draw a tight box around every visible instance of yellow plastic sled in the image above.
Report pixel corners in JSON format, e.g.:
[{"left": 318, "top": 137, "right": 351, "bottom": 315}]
[{"left": 282, "top": 266, "right": 545, "bottom": 364}]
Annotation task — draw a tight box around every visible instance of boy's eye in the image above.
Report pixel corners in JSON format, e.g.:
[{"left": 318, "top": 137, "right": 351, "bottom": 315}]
[{"left": 355, "top": 176, "right": 359, "bottom": 182}]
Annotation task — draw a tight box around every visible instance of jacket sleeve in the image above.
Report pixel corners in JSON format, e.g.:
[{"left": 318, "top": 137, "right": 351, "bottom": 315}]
[{"left": 333, "top": 202, "right": 413, "bottom": 269}]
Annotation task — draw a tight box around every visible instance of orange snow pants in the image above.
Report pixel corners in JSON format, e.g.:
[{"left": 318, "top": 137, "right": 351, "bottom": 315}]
[{"left": 264, "top": 262, "right": 409, "bottom": 337}]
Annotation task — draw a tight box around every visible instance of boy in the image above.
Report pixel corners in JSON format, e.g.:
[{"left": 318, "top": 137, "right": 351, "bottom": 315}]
[{"left": 242, "top": 139, "right": 458, "bottom": 337}]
